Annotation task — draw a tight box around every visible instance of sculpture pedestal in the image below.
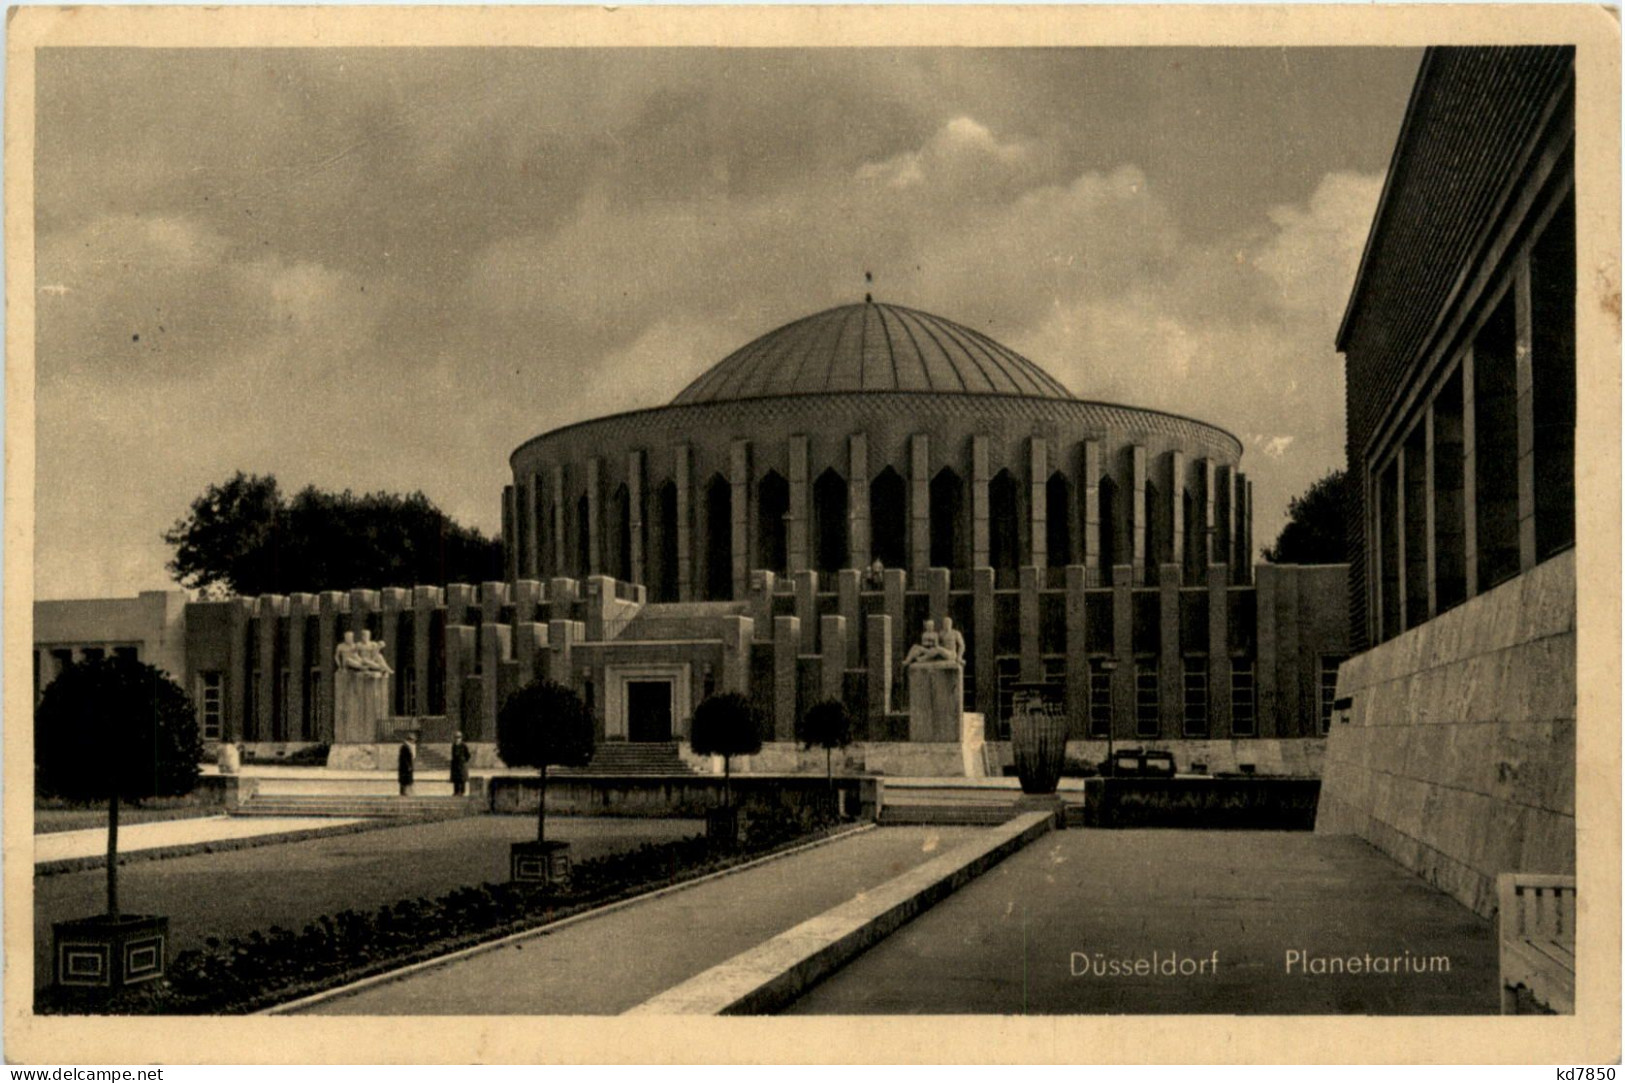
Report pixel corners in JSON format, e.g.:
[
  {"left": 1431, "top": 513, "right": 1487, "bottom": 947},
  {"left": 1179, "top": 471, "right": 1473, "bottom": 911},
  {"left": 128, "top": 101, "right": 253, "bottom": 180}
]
[{"left": 908, "top": 662, "right": 964, "bottom": 743}]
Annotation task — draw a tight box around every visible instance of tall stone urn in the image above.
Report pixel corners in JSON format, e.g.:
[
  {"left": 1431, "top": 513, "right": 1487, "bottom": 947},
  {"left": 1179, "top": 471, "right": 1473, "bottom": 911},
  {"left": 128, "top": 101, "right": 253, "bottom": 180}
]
[{"left": 1010, "top": 683, "right": 1068, "bottom": 795}]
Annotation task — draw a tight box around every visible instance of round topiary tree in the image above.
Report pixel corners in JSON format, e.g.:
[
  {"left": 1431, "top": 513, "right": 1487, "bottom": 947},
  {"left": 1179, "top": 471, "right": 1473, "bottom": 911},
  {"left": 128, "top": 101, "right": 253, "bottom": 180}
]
[
  {"left": 688, "top": 692, "right": 762, "bottom": 808},
  {"left": 796, "top": 698, "right": 853, "bottom": 790},
  {"left": 36, "top": 654, "right": 201, "bottom": 990},
  {"left": 496, "top": 679, "right": 595, "bottom": 845}
]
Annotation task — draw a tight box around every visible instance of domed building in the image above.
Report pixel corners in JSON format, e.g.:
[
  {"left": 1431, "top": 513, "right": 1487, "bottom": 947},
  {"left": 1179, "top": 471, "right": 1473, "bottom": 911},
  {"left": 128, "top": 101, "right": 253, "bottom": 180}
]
[{"left": 160, "top": 299, "right": 1348, "bottom": 781}]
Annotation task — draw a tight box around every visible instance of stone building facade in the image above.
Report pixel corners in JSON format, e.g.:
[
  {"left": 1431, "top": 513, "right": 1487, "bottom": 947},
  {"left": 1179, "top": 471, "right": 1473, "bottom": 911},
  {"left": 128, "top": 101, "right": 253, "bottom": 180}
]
[
  {"left": 1317, "top": 46, "right": 1577, "bottom": 915},
  {"left": 32, "top": 590, "right": 189, "bottom": 702}
]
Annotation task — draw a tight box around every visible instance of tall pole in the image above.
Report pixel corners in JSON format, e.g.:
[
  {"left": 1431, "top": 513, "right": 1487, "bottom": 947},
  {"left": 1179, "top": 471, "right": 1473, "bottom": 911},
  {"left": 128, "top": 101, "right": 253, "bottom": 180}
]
[{"left": 106, "top": 792, "right": 120, "bottom": 917}]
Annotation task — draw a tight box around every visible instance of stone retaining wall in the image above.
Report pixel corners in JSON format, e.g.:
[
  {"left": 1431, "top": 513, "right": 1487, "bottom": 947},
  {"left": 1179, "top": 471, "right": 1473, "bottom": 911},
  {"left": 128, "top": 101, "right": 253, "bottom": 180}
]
[{"left": 1315, "top": 550, "right": 1575, "bottom": 917}]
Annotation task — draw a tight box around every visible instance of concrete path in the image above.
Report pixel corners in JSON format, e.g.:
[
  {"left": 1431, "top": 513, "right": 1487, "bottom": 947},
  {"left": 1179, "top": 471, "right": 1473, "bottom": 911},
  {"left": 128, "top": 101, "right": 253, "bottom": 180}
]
[
  {"left": 786, "top": 830, "right": 1499, "bottom": 1015},
  {"left": 33, "top": 814, "right": 367, "bottom": 865},
  {"left": 299, "top": 825, "right": 980, "bottom": 1015}
]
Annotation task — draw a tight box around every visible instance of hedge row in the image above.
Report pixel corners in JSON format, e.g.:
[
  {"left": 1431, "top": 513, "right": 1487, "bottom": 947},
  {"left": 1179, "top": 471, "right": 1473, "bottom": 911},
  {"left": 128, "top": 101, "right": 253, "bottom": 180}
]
[{"left": 39, "top": 805, "right": 843, "bottom": 1016}]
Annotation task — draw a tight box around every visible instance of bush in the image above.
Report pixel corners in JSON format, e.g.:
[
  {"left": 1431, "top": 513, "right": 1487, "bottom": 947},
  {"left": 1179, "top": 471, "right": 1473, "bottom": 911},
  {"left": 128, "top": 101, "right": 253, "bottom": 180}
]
[{"left": 36, "top": 656, "right": 201, "bottom": 802}]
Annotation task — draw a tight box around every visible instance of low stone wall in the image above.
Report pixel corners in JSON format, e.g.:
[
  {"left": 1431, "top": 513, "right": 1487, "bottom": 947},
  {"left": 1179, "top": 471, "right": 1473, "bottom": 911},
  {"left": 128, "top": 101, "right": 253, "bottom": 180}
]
[
  {"left": 1315, "top": 550, "right": 1575, "bottom": 918},
  {"left": 326, "top": 742, "right": 503, "bottom": 771},
  {"left": 490, "top": 774, "right": 871, "bottom": 819},
  {"left": 970, "top": 739, "right": 1325, "bottom": 777},
  {"left": 1077, "top": 777, "right": 1320, "bottom": 829}
]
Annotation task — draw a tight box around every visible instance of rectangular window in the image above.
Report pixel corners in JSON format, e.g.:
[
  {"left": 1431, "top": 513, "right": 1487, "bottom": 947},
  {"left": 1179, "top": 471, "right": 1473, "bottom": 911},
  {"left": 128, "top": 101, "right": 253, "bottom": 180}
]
[
  {"left": 1231, "top": 665, "right": 1256, "bottom": 737},
  {"left": 304, "top": 669, "right": 320, "bottom": 736},
  {"left": 1135, "top": 662, "right": 1159, "bottom": 738},
  {"left": 113, "top": 646, "right": 139, "bottom": 663},
  {"left": 1088, "top": 666, "right": 1113, "bottom": 738},
  {"left": 993, "top": 657, "right": 1021, "bottom": 739},
  {"left": 1319, "top": 655, "right": 1347, "bottom": 734},
  {"left": 198, "top": 672, "right": 223, "bottom": 740},
  {"left": 403, "top": 666, "right": 418, "bottom": 716},
  {"left": 1182, "top": 656, "right": 1209, "bottom": 737}
]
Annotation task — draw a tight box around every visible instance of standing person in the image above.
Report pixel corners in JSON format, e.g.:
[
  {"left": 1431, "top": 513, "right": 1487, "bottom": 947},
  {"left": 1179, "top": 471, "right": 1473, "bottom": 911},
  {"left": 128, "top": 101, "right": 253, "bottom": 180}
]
[
  {"left": 397, "top": 735, "right": 416, "bottom": 796},
  {"left": 449, "top": 731, "right": 471, "bottom": 797}
]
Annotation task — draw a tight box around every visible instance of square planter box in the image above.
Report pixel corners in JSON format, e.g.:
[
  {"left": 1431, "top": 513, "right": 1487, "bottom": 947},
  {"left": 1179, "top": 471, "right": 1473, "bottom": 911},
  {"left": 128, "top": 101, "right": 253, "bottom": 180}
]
[
  {"left": 511, "top": 840, "right": 571, "bottom": 884},
  {"left": 53, "top": 914, "right": 169, "bottom": 991},
  {"left": 705, "top": 807, "right": 740, "bottom": 847}
]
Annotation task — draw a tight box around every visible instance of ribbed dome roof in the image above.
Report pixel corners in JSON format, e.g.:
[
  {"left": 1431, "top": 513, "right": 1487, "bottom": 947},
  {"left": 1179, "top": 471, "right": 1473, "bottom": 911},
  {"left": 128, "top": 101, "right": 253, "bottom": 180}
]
[{"left": 670, "top": 302, "right": 1075, "bottom": 405}]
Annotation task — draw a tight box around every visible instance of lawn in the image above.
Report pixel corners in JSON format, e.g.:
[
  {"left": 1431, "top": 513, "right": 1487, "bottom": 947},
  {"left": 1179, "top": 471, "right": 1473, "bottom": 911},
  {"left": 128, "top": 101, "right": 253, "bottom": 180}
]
[
  {"left": 35, "top": 793, "right": 227, "bottom": 835},
  {"left": 33, "top": 814, "right": 701, "bottom": 990}
]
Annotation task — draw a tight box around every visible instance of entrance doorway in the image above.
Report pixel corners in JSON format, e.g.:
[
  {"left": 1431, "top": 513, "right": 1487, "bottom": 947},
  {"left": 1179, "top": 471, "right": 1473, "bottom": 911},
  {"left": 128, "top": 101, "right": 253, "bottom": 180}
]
[{"left": 627, "top": 680, "right": 674, "bottom": 742}]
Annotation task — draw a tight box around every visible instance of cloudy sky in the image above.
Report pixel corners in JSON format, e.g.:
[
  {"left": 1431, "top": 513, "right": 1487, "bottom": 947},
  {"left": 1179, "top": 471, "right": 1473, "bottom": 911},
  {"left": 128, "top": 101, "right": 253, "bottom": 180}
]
[{"left": 34, "top": 46, "right": 1421, "bottom": 600}]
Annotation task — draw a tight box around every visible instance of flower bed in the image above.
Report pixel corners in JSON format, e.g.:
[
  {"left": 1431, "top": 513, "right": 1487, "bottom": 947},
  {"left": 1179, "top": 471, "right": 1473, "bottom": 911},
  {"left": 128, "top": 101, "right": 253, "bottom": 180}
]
[{"left": 37, "top": 806, "right": 845, "bottom": 1015}]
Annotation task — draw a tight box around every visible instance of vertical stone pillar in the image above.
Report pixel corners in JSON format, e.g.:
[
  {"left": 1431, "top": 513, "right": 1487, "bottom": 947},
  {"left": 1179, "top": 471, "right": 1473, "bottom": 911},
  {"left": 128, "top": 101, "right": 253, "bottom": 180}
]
[
  {"left": 502, "top": 485, "right": 517, "bottom": 582},
  {"left": 1130, "top": 445, "right": 1147, "bottom": 585},
  {"left": 836, "top": 569, "right": 861, "bottom": 668},
  {"left": 773, "top": 615, "right": 800, "bottom": 740},
  {"left": 1215, "top": 464, "right": 1235, "bottom": 587},
  {"left": 286, "top": 594, "right": 312, "bottom": 740},
  {"left": 972, "top": 566, "right": 996, "bottom": 721},
  {"left": 1232, "top": 471, "right": 1250, "bottom": 580},
  {"left": 788, "top": 435, "right": 810, "bottom": 575},
  {"left": 1082, "top": 440, "right": 1102, "bottom": 586},
  {"left": 411, "top": 586, "right": 438, "bottom": 717},
  {"left": 1394, "top": 447, "right": 1408, "bottom": 626},
  {"left": 1200, "top": 459, "right": 1218, "bottom": 573},
  {"left": 675, "top": 444, "right": 693, "bottom": 601},
  {"left": 1111, "top": 566, "right": 1135, "bottom": 740},
  {"left": 1274, "top": 565, "right": 1301, "bottom": 736},
  {"left": 549, "top": 465, "right": 566, "bottom": 578},
  {"left": 1514, "top": 255, "right": 1538, "bottom": 572},
  {"left": 380, "top": 588, "right": 408, "bottom": 718},
  {"left": 226, "top": 598, "right": 251, "bottom": 742},
  {"left": 730, "top": 439, "right": 750, "bottom": 600},
  {"left": 1018, "top": 565, "right": 1041, "bottom": 683},
  {"left": 584, "top": 457, "right": 602, "bottom": 577},
  {"left": 257, "top": 595, "right": 281, "bottom": 741},
  {"left": 348, "top": 589, "right": 378, "bottom": 638},
  {"left": 866, "top": 613, "right": 893, "bottom": 718},
  {"left": 721, "top": 616, "right": 754, "bottom": 696},
  {"left": 513, "top": 622, "right": 547, "bottom": 686},
  {"left": 1064, "top": 564, "right": 1090, "bottom": 738},
  {"left": 927, "top": 567, "right": 950, "bottom": 629},
  {"left": 480, "top": 580, "right": 506, "bottom": 630},
  {"left": 1159, "top": 567, "right": 1181, "bottom": 736},
  {"left": 510, "top": 579, "right": 542, "bottom": 627},
  {"left": 909, "top": 434, "right": 931, "bottom": 586},
  {"left": 316, "top": 592, "right": 343, "bottom": 742},
  {"left": 883, "top": 568, "right": 907, "bottom": 697},
  {"left": 849, "top": 434, "right": 870, "bottom": 572},
  {"left": 794, "top": 570, "right": 819, "bottom": 655},
  {"left": 1029, "top": 438, "right": 1048, "bottom": 569},
  {"left": 820, "top": 615, "right": 847, "bottom": 704},
  {"left": 627, "top": 450, "right": 645, "bottom": 587},
  {"left": 1461, "top": 349, "right": 1479, "bottom": 599},
  {"left": 444, "top": 624, "right": 475, "bottom": 735},
  {"left": 479, "top": 623, "right": 510, "bottom": 739},
  {"left": 544, "top": 618, "right": 577, "bottom": 687},
  {"left": 971, "top": 435, "right": 990, "bottom": 571},
  {"left": 1208, "top": 562, "right": 1232, "bottom": 738},
  {"left": 1244, "top": 480, "right": 1255, "bottom": 584},
  {"left": 1255, "top": 566, "right": 1279, "bottom": 738},
  {"left": 1168, "top": 451, "right": 1186, "bottom": 579}
]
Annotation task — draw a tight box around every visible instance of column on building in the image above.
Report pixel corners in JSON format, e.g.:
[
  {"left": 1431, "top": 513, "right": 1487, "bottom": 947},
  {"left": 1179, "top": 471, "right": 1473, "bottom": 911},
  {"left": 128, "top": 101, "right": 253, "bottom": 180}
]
[
  {"left": 788, "top": 435, "right": 810, "bottom": 577},
  {"left": 849, "top": 434, "right": 870, "bottom": 573},
  {"left": 584, "top": 457, "right": 602, "bottom": 578},
  {"left": 1129, "top": 445, "right": 1148, "bottom": 585},
  {"left": 411, "top": 586, "right": 439, "bottom": 716},
  {"left": 287, "top": 594, "right": 312, "bottom": 741},
  {"left": 909, "top": 434, "right": 931, "bottom": 586},
  {"left": 1200, "top": 458, "right": 1218, "bottom": 575},
  {"left": 730, "top": 440, "right": 751, "bottom": 600},
  {"left": 1019, "top": 566, "right": 1041, "bottom": 683},
  {"left": 971, "top": 435, "right": 991, "bottom": 572},
  {"left": 316, "top": 592, "right": 343, "bottom": 741},
  {"left": 1110, "top": 566, "right": 1135, "bottom": 739},
  {"left": 837, "top": 569, "right": 862, "bottom": 668},
  {"left": 675, "top": 444, "right": 694, "bottom": 601},
  {"left": 1207, "top": 562, "right": 1233, "bottom": 737},
  {"left": 1064, "top": 564, "right": 1090, "bottom": 737},
  {"left": 971, "top": 567, "right": 996, "bottom": 720},
  {"left": 1158, "top": 566, "right": 1181, "bottom": 736},
  {"left": 819, "top": 615, "right": 847, "bottom": 705},
  {"left": 1082, "top": 440, "right": 1102, "bottom": 586},
  {"left": 520, "top": 473, "right": 539, "bottom": 579},
  {"left": 227, "top": 598, "right": 252, "bottom": 742},
  {"left": 379, "top": 588, "right": 408, "bottom": 719},
  {"left": 1029, "top": 438, "right": 1048, "bottom": 569},
  {"left": 1167, "top": 451, "right": 1186, "bottom": 582},
  {"left": 627, "top": 450, "right": 645, "bottom": 587},
  {"left": 773, "top": 615, "right": 800, "bottom": 740},
  {"left": 866, "top": 613, "right": 893, "bottom": 718}
]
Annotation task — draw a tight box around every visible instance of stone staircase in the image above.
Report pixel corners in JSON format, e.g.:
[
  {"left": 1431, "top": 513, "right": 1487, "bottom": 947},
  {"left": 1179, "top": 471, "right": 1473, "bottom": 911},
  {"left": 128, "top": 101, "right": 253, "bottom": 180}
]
[
  {"left": 554, "top": 741, "right": 697, "bottom": 777},
  {"left": 230, "top": 792, "right": 482, "bottom": 818}
]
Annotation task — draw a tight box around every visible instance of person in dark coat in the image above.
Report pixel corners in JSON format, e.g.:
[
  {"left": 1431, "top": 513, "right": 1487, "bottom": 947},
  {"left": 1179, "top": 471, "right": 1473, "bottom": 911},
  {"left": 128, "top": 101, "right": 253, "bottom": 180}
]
[
  {"left": 397, "top": 736, "right": 416, "bottom": 796},
  {"left": 450, "top": 731, "right": 471, "bottom": 796}
]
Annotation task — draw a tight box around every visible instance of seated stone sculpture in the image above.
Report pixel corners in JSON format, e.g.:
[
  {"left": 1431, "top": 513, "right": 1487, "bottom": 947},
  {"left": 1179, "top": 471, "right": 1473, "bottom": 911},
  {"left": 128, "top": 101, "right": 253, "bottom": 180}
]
[{"left": 903, "top": 619, "right": 958, "bottom": 667}]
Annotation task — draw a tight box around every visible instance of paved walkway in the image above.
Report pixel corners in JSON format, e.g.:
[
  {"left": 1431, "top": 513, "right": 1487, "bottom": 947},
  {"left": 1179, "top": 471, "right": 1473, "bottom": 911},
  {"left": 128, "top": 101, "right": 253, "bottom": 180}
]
[
  {"left": 786, "top": 829, "right": 1499, "bottom": 1015},
  {"left": 33, "top": 815, "right": 367, "bottom": 864},
  {"left": 299, "top": 825, "right": 979, "bottom": 1015}
]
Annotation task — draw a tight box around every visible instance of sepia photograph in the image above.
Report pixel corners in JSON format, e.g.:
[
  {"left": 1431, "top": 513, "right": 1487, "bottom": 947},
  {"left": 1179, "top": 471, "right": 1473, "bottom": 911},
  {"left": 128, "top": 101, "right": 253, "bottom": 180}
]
[{"left": 5, "top": 4, "right": 1619, "bottom": 1066}]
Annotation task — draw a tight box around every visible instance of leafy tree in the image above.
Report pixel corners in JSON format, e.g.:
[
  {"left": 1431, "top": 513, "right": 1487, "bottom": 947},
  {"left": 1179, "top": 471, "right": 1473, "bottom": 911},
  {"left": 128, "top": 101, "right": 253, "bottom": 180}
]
[
  {"left": 164, "top": 471, "right": 504, "bottom": 596},
  {"left": 1263, "top": 469, "right": 1348, "bottom": 565},
  {"left": 688, "top": 692, "right": 763, "bottom": 807},
  {"left": 796, "top": 699, "right": 853, "bottom": 790},
  {"left": 35, "top": 656, "right": 202, "bottom": 917},
  {"left": 496, "top": 680, "right": 595, "bottom": 843}
]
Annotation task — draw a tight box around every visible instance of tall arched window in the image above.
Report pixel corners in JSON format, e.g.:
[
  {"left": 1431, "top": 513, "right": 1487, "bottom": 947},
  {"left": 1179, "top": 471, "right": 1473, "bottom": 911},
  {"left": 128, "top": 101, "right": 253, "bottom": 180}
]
[
  {"left": 757, "top": 470, "right": 789, "bottom": 574},
  {"left": 576, "top": 493, "right": 591, "bottom": 577},
  {"left": 813, "top": 468, "right": 849, "bottom": 574},
  {"left": 609, "top": 484, "right": 632, "bottom": 581},
  {"left": 1099, "top": 475, "right": 1119, "bottom": 583},
  {"left": 704, "top": 473, "right": 732, "bottom": 600},
  {"left": 1046, "top": 472, "right": 1073, "bottom": 567},
  {"left": 989, "top": 468, "right": 1020, "bottom": 573},
  {"left": 869, "top": 466, "right": 908, "bottom": 570},
  {"left": 930, "top": 467, "right": 967, "bottom": 569},
  {"left": 653, "top": 480, "right": 678, "bottom": 602}
]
